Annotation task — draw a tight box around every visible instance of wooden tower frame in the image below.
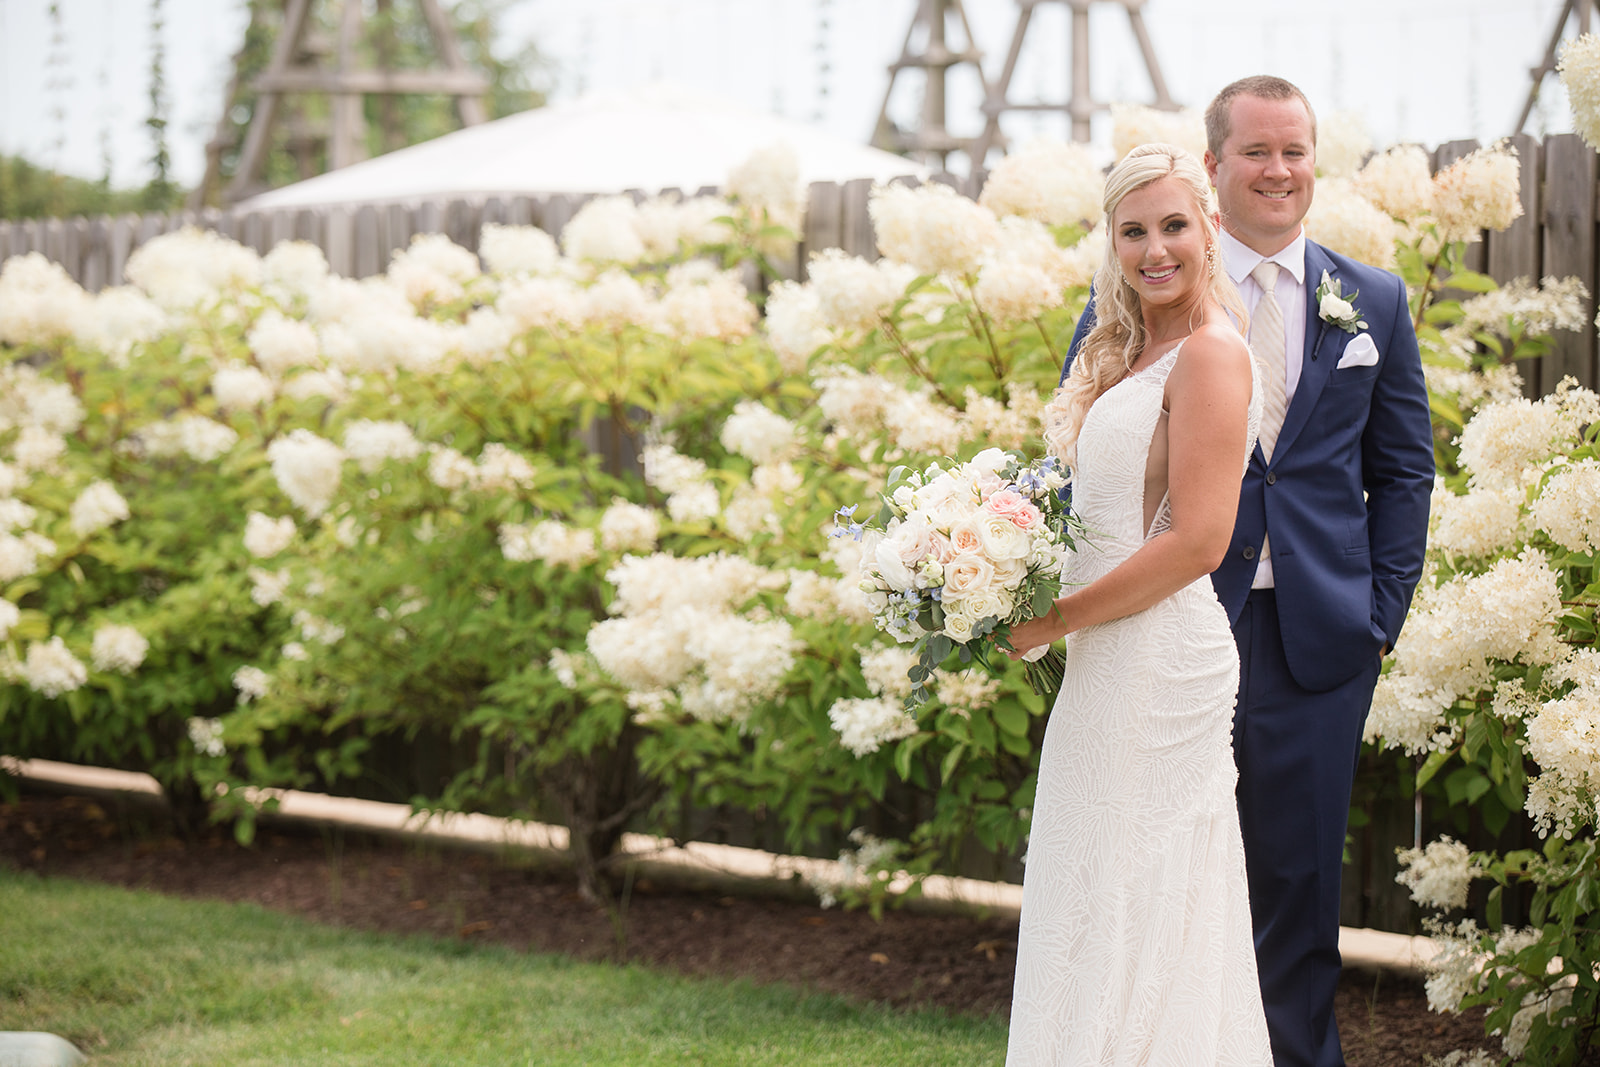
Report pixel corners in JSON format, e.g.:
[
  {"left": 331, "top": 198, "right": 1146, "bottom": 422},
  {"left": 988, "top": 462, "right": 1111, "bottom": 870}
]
[
  {"left": 972, "top": 0, "right": 1176, "bottom": 161},
  {"left": 194, "top": 0, "right": 490, "bottom": 207},
  {"left": 1515, "top": 0, "right": 1600, "bottom": 135},
  {"left": 870, "top": 0, "right": 993, "bottom": 169}
]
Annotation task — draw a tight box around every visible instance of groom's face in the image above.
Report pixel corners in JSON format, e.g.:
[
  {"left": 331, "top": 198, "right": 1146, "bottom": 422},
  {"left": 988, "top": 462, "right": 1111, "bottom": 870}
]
[{"left": 1204, "top": 94, "right": 1316, "bottom": 256}]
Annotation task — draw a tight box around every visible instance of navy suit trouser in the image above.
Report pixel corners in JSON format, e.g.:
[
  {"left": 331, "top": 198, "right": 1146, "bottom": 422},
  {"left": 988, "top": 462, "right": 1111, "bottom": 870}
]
[{"left": 1232, "top": 589, "right": 1382, "bottom": 1067}]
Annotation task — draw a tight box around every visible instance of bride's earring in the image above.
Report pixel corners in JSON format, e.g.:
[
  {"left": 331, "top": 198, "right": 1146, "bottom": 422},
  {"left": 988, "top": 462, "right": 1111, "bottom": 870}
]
[{"left": 1205, "top": 243, "right": 1217, "bottom": 277}]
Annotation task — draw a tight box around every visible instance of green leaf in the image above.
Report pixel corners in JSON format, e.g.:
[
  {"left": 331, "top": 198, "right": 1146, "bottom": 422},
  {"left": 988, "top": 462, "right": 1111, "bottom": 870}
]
[
  {"left": 1416, "top": 748, "right": 1452, "bottom": 789},
  {"left": 893, "top": 732, "right": 930, "bottom": 780},
  {"left": 1443, "top": 268, "right": 1500, "bottom": 294},
  {"left": 940, "top": 742, "right": 966, "bottom": 783},
  {"left": 998, "top": 729, "right": 1032, "bottom": 757},
  {"left": 970, "top": 709, "right": 997, "bottom": 754},
  {"left": 1463, "top": 715, "right": 1490, "bottom": 763},
  {"left": 992, "top": 702, "right": 1029, "bottom": 737}
]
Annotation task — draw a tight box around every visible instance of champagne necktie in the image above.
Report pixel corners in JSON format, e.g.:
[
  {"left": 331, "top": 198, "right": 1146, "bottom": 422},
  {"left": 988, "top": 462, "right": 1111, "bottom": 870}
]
[
  {"left": 1250, "top": 261, "right": 1288, "bottom": 573},
  {"left": 1251, "top": 261, "right": 1287, "bottom": 461}
]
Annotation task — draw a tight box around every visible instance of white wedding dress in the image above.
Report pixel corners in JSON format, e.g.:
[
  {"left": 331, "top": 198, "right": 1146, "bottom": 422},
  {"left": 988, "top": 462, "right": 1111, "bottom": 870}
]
[{"left": 1006, "top": 342, "right": 1272, "bottom": 1066}]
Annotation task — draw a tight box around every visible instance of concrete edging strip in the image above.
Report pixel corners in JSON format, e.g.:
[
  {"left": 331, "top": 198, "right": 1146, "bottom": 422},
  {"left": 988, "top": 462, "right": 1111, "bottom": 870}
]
[{"left": 3, "top": 756, "right": 1437, "bottom": 975}]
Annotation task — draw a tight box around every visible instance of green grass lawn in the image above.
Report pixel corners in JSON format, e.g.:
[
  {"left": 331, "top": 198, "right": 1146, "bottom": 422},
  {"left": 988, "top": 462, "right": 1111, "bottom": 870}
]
[{"left": 0, "top": 870, "right": 1007, "bottom": 1066}]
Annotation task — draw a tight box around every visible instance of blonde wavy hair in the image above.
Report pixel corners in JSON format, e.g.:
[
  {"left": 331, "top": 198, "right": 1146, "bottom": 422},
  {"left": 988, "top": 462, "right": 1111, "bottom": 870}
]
[{"left": 1044, "top": 143, "right": 1247, "bottom": 468}]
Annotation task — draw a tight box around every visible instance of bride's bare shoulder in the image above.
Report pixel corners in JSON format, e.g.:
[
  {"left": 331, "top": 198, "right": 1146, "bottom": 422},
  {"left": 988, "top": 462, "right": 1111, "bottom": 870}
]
[{"left": 1174, "top": 322, "right": 1251, "bottom": 381}]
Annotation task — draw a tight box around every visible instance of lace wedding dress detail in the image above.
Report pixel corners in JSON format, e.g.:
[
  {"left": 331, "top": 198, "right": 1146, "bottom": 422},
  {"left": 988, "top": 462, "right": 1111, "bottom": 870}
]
[{"left": 1006, "top": 342, "right": 1271, "bottom": 1066}]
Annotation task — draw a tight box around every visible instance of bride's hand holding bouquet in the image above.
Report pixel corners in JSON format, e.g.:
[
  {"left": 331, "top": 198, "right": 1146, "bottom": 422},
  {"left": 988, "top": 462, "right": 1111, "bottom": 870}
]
[{"left": 836, "top": 446, "right": 1079, "bottom": 706}]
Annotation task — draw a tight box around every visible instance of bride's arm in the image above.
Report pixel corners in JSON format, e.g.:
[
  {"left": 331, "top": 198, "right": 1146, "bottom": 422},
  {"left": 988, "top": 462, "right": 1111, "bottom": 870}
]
[{"left": 1006, "top": 323, "right": 1252, "bottom": 654}]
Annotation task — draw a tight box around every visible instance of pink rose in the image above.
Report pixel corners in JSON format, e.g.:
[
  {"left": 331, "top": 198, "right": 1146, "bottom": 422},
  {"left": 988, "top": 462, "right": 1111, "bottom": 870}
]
[{"left": 984, "top": 489, "right": 1043, "bottom": 531}]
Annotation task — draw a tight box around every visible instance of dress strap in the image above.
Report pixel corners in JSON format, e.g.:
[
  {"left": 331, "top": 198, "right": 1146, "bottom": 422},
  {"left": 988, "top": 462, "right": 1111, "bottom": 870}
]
[{"left": 1131, "top": 338, "right": 1185, "bottom": 382}]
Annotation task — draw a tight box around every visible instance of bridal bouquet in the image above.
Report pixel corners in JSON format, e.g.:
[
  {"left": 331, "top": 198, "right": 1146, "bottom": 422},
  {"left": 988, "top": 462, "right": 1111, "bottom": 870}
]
[{"left": 835, "top": 447, "right": 1078, "bottom": 707}]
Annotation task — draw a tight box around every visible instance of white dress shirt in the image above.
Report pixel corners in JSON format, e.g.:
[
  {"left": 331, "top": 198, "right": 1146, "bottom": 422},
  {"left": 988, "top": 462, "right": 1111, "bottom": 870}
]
[{"left": 1220, "top": 228, "right": 1308, "bottom": 589}]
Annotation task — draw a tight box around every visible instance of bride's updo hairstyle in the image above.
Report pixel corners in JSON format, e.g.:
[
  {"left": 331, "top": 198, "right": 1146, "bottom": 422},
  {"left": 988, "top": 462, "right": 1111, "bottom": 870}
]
[{"left": 1044, "top": 142, "right": 1246, "bottom": 469}]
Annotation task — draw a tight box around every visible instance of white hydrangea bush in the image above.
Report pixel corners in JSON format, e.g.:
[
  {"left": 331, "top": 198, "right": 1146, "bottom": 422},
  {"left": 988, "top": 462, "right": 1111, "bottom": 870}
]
[
  {"left": 1367, "top": 373, "right": 1600, "bottom": 1059},
  {"left": 7, "top": 128, "right": 1598, "bottom": 972},
  {"left": 208, "top": 150, "right": 1098, "bottom": 888},
  {"left": 0, "top": 245, "right": 311, "bottom": 830}
]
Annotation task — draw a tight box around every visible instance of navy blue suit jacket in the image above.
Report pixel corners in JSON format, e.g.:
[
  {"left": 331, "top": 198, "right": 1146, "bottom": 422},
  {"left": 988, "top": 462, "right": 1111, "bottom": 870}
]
[{"left": 1062, "top": 241, "right": 1433, "bottom": 692}]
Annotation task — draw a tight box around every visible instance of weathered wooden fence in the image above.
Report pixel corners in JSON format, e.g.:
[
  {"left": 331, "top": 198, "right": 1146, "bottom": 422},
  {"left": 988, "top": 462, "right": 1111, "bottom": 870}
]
[
  {"left": 1437, "top": 132, "right": 1598, "bottom": 395},
  {"left": 0, "top": 135, "right": 1591, "bottom": 389}
]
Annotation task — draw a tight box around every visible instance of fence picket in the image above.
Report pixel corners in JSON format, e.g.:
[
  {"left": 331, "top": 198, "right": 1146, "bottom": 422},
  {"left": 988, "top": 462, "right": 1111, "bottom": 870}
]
[
  {"left": 353, "top": 206, "right": 381, "bottom": 278},
  {"left": 1486, "top": 133, "right": 1545, "bottom": 396},
  {"left": 444, "top": 198, "right": 479, "bottom": 252},
  {"left": 383, "top": 203, "right": 412, "bottom": 264},
  {"left": 416, "top": 200, "right": 444, "bottom": 239},
  {"left": 800, "top": 181, "right": 843, "bottom": 281},
  {"left": 62, "top": 219, "right": 84, "bottom": 283},
  {"left": 509, "top": 196, "right": 538, "bottom": 228},
  {"left": 108, "top": 215, "right": 135, "bottom": 285},
  {"left": 1542, "top": 134, "right": 1598, "bottom": 390},
  {"left": 539, "top": 193, "right": 585, "bottom": 244},
  {"left": 325, "top": 207, "right": 353, "bottom": 277},
  {"left": 840, "top": 178, "right": 875, "bottom": 260},
  {"left": 82, "top": 218, "right": 106, "bottom": 292}
]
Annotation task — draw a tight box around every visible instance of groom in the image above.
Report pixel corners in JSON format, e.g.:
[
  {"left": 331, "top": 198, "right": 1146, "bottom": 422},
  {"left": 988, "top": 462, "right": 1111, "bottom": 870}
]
[{"left": 1063, "top": 77, "right": 1434, "bottom": 1066}]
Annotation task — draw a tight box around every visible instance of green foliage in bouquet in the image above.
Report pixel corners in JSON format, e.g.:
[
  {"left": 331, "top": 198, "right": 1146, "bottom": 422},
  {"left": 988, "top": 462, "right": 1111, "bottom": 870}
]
[{"left": 842, "top": 451, "right": 1075, "bottom": 708}]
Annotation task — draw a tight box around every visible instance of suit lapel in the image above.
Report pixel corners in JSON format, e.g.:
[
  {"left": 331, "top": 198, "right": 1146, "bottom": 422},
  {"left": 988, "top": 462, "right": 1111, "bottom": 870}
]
[{"left": 1269, "top": 241, "right": 1340, "bottom": 461}]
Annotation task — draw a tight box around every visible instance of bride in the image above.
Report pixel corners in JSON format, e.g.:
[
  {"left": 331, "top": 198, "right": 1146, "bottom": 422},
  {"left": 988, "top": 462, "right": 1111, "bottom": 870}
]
[{"left": 1003, "top": 143, "right": 1272, "bottom": 1065}]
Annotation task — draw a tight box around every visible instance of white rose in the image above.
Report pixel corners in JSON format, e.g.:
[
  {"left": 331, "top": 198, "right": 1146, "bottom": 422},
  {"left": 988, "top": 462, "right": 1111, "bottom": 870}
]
[
  {"left": 927, "top": 495, "right": 977, "bottom": 534},
  {"left": 1320, "top": 293, "right": 1355, "bottom": 321},
  {"left": 873, "top": 538, "right": 916, "bottom": 591},
  {"left": 991, "top": 555, "right": 1028, "bottom": 588},
  {"left": 969, "top": 448, "right": 1009, "bottom": 475},
  {"left": 910, "top": 475, "right": 961, "bottom": 517},
  {"left": 890, "top": 485, "right": 915, "bottom": 512},
  {"left": 943, "top": 552, "right": 997, "bottom": 598},
  {"left": 942, "top": 610, "right": 976, "bottom": 642},
  {"left": 885, "top": 514, "right": 938, "bottom": 568},
  {"left": 963, "top": 589, "right": 1014, "bottom": 623},
  {"left": 977, "top": 513, "right": 1032, "bottom": 562}
]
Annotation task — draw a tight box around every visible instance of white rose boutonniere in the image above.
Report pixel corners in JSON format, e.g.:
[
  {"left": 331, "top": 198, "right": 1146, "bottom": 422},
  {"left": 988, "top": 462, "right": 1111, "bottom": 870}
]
[{"left": 1315, "top": 270, "right": 1368, "bottom": 334}]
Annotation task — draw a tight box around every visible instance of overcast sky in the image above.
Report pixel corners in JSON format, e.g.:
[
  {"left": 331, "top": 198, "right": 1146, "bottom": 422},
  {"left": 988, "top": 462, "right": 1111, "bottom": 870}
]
[{"left": 0, "top": 0, "right": 1577, "bottom": 190}]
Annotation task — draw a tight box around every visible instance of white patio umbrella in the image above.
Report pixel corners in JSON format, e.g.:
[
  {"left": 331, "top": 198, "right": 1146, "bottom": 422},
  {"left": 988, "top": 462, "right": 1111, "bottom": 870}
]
[{"left": 237, "top": 82, "right": 925, "bottom": 210}]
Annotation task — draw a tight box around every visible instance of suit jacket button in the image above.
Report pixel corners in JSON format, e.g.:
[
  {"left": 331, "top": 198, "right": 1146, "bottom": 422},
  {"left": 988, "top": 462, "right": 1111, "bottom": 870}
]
[
  {"left": 1265, "top": 472, "right": 1277, "bottom": 485},
  {"left": 1242, "top": 546, "right": 1256, "bottom": 560}
]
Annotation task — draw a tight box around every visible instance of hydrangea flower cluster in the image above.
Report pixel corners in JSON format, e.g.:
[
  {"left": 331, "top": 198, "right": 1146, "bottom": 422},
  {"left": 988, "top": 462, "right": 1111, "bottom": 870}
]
[{"left": 585, "top": 552, "right": 798, "bottom": 724}]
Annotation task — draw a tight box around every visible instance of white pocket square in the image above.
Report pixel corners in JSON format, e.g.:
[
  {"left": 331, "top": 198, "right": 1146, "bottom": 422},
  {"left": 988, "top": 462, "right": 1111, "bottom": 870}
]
[{"left": 1336, "top": 333, "right": 1379, "bottom": 369}]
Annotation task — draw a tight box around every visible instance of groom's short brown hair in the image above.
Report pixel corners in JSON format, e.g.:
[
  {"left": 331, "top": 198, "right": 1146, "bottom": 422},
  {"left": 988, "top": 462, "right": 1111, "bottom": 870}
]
[{"left": 1205, "top": 76, "right": 1318, "bottom": 157}]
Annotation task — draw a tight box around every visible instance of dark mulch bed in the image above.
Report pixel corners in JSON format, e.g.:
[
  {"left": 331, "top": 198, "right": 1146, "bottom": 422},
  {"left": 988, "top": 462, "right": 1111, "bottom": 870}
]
[{"left": 2, "top": 789, "right": 1497, "bottom": 1065}]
